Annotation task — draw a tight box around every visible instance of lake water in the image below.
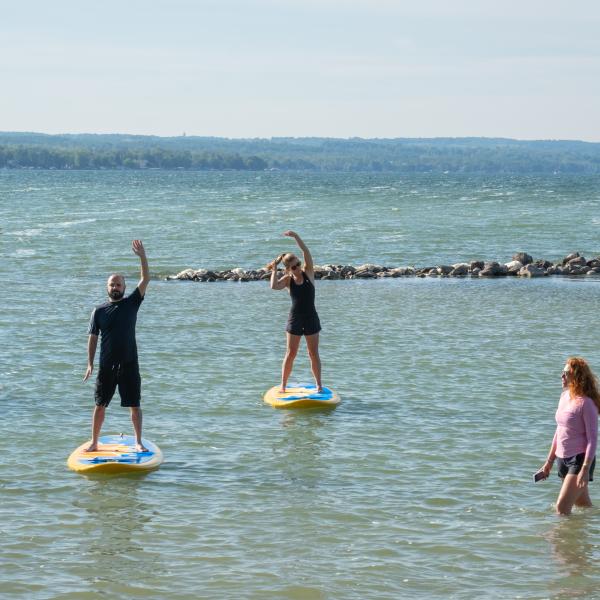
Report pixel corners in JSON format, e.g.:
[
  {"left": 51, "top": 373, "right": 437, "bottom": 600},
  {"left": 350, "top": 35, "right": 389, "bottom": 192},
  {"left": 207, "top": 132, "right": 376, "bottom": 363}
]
[{"left": 2, "top": 170, "right": 600, "bottom": 599}]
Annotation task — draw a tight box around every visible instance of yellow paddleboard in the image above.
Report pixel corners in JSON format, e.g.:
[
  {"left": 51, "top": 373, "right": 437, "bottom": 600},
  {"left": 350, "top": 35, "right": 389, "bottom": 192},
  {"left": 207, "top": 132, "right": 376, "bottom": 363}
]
[
  {"left": 67, "top": 434, "right": 163, "bottom": 474},
  {"left": 264, "top": 384, "right": 341, "bottom": 408}
]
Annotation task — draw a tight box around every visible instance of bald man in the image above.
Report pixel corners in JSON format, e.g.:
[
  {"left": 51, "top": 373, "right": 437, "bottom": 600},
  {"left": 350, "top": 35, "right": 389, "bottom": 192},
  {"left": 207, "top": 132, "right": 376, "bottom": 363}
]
[{"left": 83, "top": 240, "right": 150, "bottom": 452}]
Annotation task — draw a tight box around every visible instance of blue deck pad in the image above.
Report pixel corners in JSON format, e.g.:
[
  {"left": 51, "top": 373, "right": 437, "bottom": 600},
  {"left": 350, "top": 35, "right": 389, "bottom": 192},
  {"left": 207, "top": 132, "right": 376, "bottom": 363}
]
[
  {"left": 78, "top": 435, "right": 155, "bottom": 464},
  {"left": 281, "top": 384, "right": 333, "bottom": 402}
]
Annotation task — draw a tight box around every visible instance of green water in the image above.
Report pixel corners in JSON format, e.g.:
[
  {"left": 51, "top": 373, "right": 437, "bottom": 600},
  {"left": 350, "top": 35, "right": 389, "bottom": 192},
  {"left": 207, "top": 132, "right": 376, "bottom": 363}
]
[{"left": 2, "top": 171, "right": 600, "bottom": 599}]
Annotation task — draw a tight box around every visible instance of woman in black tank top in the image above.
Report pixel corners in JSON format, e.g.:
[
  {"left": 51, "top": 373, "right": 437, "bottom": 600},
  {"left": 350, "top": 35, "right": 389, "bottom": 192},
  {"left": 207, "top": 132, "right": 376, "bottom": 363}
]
[{"left": 267, "top": 231, "right": 322, "bottom": 393}]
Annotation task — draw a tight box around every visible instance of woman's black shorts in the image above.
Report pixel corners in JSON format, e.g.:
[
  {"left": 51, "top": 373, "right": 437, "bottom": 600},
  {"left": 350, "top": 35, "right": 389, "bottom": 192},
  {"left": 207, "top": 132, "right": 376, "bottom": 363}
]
[
  {"left": 286, "top": 312, "right": 321, "bottom": 337},
  {"left": 557, "top": 453, "right": 596, "bottom": 481},
  {"left": 94, "top": 362, "right": 141, "bottom": 408}
]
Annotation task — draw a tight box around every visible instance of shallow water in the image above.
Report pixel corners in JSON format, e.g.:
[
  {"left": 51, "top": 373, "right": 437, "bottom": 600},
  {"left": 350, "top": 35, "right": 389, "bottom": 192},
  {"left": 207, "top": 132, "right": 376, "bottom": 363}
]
[{"left": 2, "top": 171, "right": 600, "bottom": 599}]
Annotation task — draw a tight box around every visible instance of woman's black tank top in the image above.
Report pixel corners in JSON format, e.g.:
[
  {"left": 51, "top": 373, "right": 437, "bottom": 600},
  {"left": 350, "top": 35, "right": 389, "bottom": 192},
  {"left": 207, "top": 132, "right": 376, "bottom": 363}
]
[{"left": 289, "top": 272, "right": 317, "bottom": 316}]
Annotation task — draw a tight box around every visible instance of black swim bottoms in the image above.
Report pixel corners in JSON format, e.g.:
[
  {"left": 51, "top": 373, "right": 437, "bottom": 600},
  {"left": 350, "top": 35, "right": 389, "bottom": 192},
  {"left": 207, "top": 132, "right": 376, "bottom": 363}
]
[
  {"left": 94, "top": 362, "right": 141, "bottom": 408},
  {"left": 557, "top": 453, "right": 596, "bottom": 481},
  {"left": 286, "top": 312, "right": 322, "bottom": 337}
]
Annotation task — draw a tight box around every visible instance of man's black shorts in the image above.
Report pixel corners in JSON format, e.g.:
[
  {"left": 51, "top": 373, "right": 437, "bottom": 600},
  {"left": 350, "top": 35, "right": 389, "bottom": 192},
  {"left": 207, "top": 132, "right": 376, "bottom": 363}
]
[{"left": 94, "top": 362, "right": 141, "bottom": 408}]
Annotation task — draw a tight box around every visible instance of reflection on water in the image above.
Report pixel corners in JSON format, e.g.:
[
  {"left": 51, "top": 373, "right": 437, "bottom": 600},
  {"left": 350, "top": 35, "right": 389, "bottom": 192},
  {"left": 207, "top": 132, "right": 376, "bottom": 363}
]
[
  {"left": 546, "top": 510, "right": 600, "bottom": 599},
  {"left": 70, "top": 477, "right": 158, "bottom": 586},
  {"left": 272, "top": 412, "right": 333, "bottom": 490}
]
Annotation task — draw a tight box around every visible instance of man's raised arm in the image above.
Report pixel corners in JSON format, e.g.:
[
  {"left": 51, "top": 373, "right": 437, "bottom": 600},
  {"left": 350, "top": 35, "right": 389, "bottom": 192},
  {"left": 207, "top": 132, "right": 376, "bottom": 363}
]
[{"left": 132, "top": 239, "right": 150, "bottom": 297}]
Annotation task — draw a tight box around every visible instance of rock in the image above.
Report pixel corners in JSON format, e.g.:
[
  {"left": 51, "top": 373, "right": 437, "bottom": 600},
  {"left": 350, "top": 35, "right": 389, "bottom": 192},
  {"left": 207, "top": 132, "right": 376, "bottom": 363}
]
[
  {"left": 449, "top": 264, "right": 469, "bottom": 277},
  {"left": 505, "top": 260, "right": 523, "bottom": 276},
  {"left": 587, "top": 258, "right": 600, "bottom": 268},
  {"left": 512, "top": 252, "right": 533, "bottom": 265},
  {"left": 586, "top": 268, "right": 600, "bottom": 275},
  {"left": 355, "top": 270, "right": 376, "bottom": 278},
  {"left": 518, "top": 264, "right": 546, "bottom": 277},
  {"left": 562, "top": 252, "right": 580, "bottom": 265},
  {"left": 533, "top": 259, "right": 553, "bottom": 269},
  {"left": 470, "top": 260, "right": 484, "bottom": 271},
  {"left": 356, "top": 263, "right": 380, "bottom": 273},
  {"left": 471, "top": 267, "right": 481, "bottom": 277},
  {"left": 437, "top": 265, "right": 453, "bottom": 275},
  {"left": 565, "top": 265, "right": 583, "bottom": 275},
  {"left": 173, "top": 268, "right": 195, "bottom": 280},
  {"left": 567, "top": 256, "right": 587, "bottom": 267},
  {"left": 479, "top": 262, "right": 507, "bottom": 277}
]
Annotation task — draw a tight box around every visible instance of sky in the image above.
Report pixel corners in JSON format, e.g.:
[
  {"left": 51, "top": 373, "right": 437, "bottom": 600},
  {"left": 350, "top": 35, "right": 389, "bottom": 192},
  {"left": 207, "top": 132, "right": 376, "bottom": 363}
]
[{"left": 1, "top": 0, "right": 599, "bottom": 140}]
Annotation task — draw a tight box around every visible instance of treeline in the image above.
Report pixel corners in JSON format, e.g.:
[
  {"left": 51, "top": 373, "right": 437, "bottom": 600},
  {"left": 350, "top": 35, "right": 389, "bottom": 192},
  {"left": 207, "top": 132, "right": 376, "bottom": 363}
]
[
  {"left": 2, "top": 132, "right": 600, "bottom": 173},
  {"left": 0, "top": 146, "right": 269, "bottom": 171}
]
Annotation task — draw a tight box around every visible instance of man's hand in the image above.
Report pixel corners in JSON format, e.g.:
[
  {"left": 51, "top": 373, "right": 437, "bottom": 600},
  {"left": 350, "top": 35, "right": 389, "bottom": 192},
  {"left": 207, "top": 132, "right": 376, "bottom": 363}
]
[
  {"left": 83, "top": 364, "right": 93, "bottom": 382},
  {"left": 132, "top": 239, "right": 150, "bottom": 296},
  {"left": 132, "top": 239, "right": 146, "bottom": 257}
]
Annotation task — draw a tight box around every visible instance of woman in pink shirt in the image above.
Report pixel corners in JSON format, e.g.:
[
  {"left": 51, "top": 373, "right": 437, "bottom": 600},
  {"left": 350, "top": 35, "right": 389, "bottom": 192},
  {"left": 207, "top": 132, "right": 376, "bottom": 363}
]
[{"left": 540, "top": 357, "right": 600, "bottom": 515}]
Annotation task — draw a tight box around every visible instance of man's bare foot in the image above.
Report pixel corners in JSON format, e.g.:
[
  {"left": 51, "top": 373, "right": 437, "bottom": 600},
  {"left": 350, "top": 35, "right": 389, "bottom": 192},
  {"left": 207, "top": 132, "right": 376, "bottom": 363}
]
[
  {"left": 279, "top": 387, "right": 286, "bottom": 394},
  {"left": 84, "top": 443, "right": 98, "bottom": 452},
  {"left": 316, "top": 387, "right": 323, "bottom": 393},
  {"left": 135, "top": 443, "right": 148, "bottom": 452}
]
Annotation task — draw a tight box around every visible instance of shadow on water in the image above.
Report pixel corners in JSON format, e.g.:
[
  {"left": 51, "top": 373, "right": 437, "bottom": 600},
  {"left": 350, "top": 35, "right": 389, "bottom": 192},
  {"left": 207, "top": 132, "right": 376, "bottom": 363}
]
[{"left": 545, "top": 510, "right": 600, "bottom": 599}]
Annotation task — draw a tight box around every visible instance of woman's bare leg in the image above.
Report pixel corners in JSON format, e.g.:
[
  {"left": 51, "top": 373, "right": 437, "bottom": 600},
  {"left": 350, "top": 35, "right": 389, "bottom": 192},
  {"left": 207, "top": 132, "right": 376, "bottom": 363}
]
[
  {"left": 556, "top": 474, "right": 590, "bottom": 515},
  {"left": 281, "top": 333, "right": 301, "bottom": 392},
  {"left": 305, "top": 333, "right": 322, "bottom": 392},
  {"left": 574, "top": 485, "right": 593, "bottom": 508}
]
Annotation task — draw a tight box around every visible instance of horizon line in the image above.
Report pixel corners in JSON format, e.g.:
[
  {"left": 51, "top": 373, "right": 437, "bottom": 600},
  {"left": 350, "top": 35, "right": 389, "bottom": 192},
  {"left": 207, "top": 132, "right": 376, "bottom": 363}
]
[{"left": 1, "top": 130, "right": 599, "bottom": 145}]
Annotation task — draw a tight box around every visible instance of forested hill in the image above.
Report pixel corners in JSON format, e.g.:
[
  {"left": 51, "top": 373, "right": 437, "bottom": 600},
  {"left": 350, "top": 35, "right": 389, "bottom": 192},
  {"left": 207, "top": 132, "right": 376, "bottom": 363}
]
[{"left": 1, "top": 132, "right": 600, "bottom": 173}]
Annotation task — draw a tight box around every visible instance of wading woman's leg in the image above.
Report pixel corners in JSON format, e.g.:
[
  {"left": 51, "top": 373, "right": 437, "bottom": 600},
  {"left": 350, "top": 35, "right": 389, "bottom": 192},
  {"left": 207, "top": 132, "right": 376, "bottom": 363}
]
[{"left": 556, "top": 474, "right": 589, "bottom": 515}]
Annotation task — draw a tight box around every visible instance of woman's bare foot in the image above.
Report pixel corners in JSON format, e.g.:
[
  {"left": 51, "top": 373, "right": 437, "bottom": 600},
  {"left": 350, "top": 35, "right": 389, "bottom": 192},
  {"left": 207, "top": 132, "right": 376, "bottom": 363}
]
[
  {"left": 135, "top": 442, "right": 149, "bottom": 452},
  {"left": 84, "top": 443, "right": 98, "bottom": 452}
]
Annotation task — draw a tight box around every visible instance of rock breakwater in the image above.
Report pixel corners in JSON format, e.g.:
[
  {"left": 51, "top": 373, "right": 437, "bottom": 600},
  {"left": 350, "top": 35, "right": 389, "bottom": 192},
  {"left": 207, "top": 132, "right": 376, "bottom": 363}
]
[{"left": 167, "top": 252, "right": 600, "bottom": 282}]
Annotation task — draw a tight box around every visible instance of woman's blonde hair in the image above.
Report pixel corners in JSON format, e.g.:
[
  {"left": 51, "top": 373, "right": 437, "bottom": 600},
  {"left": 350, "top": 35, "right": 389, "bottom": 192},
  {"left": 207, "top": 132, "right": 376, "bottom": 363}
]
[
  {"left": 264, "top": 253, "right": 300, "bottom": 271},
  {"left": 264, "top": 253, "right": 285, "bottom": 272},
  {"left": 566, "top": 357, "right": 600, "bottom": 412}
]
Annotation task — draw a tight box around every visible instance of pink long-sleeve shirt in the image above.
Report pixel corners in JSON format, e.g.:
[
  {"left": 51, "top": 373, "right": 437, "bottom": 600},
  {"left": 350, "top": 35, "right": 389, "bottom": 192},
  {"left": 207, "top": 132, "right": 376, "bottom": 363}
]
[{"left": 552, "top": 390, "right": 598, "bottom": 462}]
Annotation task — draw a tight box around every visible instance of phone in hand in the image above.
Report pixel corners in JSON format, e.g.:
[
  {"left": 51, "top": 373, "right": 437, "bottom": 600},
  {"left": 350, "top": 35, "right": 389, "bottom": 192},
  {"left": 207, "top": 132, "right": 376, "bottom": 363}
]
[{"left": 533, "top": 470, "right": 547, "bottom": 483}]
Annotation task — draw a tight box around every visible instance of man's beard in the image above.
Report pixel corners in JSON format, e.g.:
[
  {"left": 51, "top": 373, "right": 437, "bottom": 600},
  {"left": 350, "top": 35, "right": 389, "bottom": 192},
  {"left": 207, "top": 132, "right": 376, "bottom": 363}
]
[{"left": 109, "top": 290, "right": 124, "bottom": 300}]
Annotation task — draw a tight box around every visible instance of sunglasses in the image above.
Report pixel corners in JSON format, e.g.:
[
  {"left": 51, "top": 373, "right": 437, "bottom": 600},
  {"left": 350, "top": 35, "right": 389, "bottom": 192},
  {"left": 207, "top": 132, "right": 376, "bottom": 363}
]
[{"left": 290, "top": 262, "right": 301, "bottom": 270}]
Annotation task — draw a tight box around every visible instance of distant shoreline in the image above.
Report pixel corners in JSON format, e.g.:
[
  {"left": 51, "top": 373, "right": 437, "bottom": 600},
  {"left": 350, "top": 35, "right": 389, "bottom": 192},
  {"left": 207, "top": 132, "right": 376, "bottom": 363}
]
[{"left": 2, "top": 132, "right": 600, "bottom": 173}]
